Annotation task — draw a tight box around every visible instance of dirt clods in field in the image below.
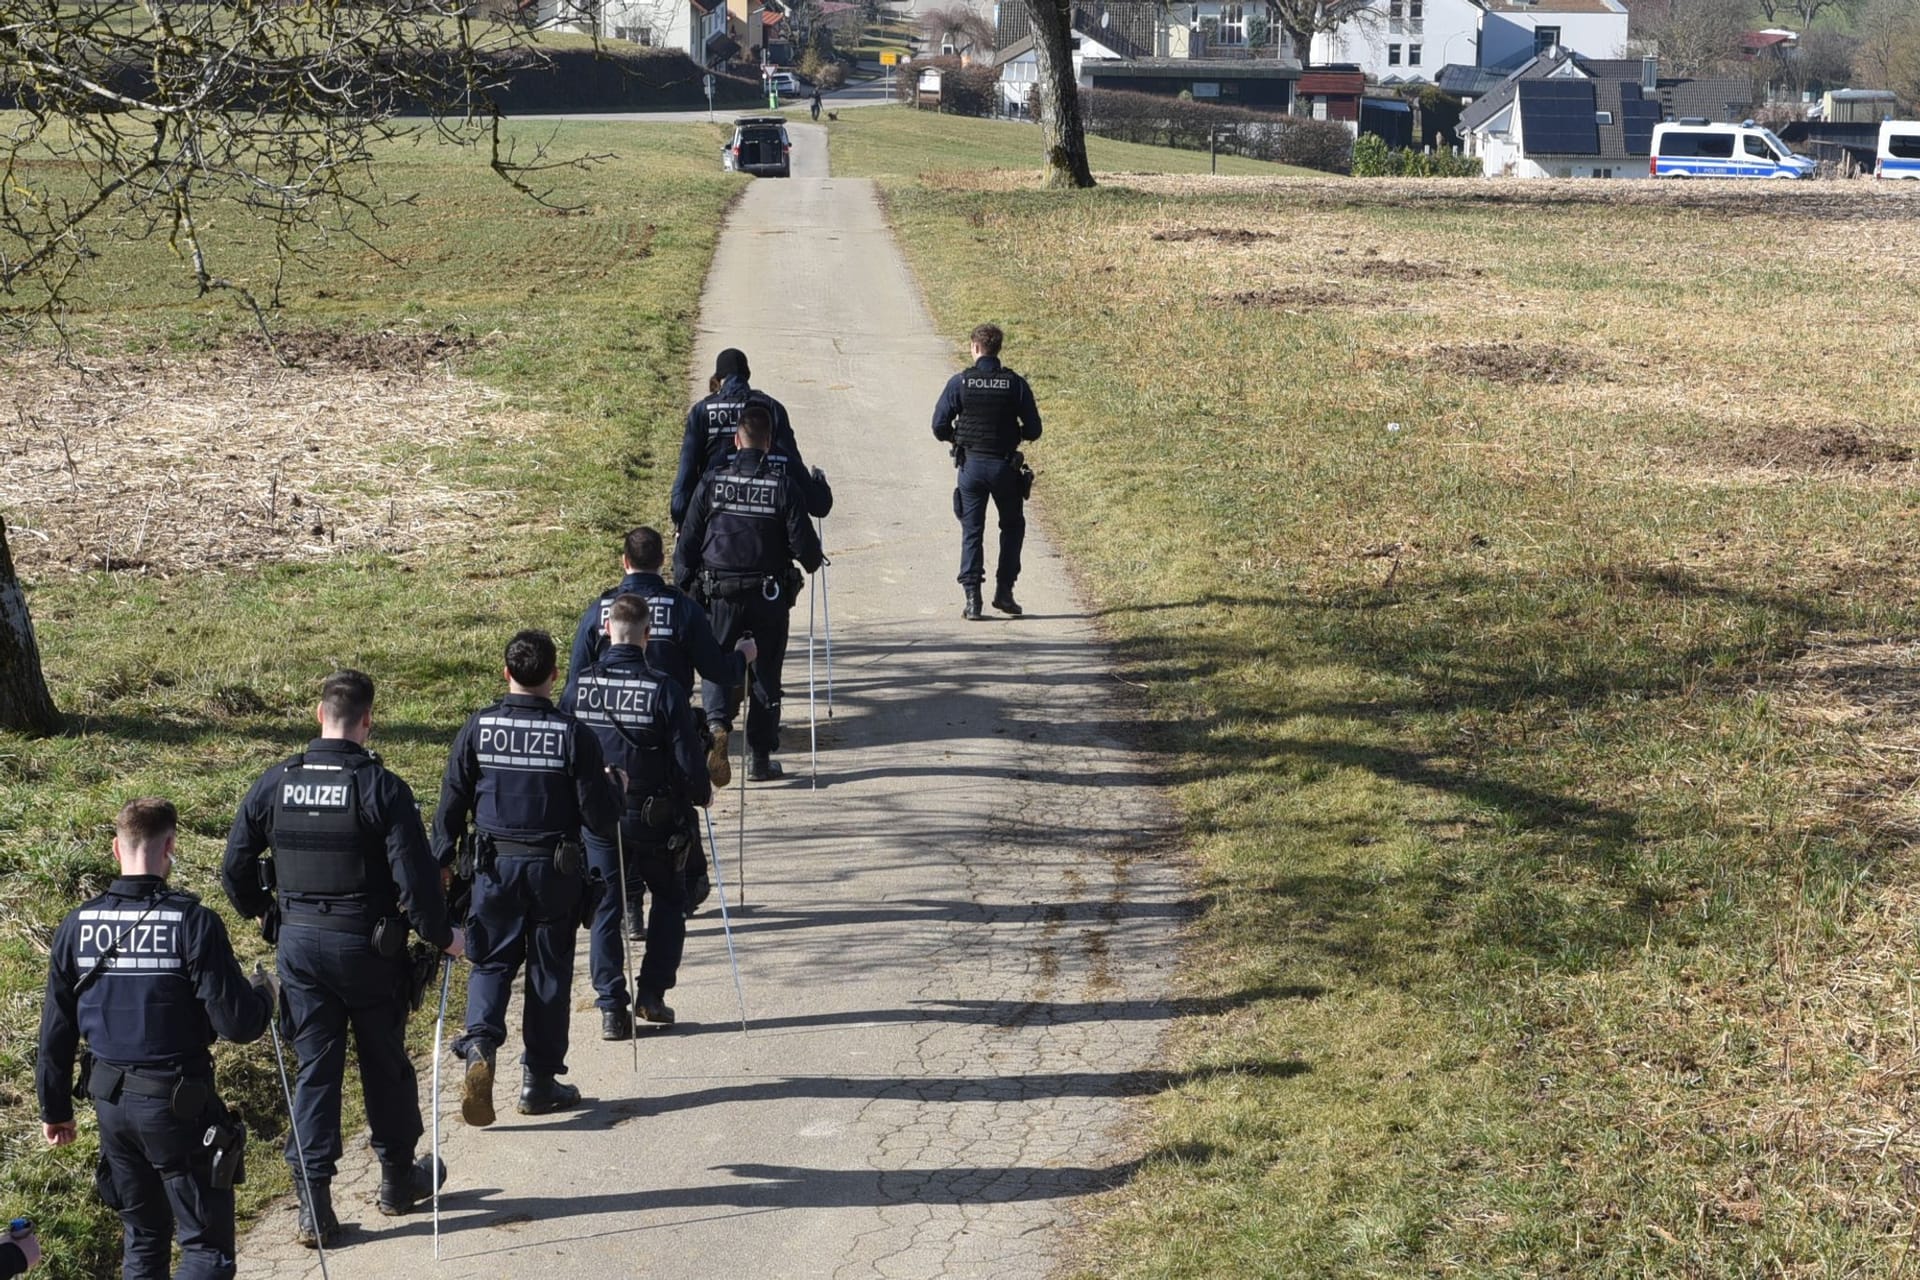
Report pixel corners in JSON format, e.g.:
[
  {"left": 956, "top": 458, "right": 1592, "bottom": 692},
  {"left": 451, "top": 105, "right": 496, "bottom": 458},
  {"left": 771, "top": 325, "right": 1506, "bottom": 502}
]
[
  {"left": 1221, "top": 285, "right": 1348, "bottom": 310},
  {"left": 1427, "top": 341, "right": 1599, "bottom": 384},
  {"left": 0, "top": 331, "right": 536, "bottom": 576},
  {"left": 1351, "top": 258, "right": 1453, "bottom": 282},
  {"left": 1725, "top": 427, "right": 1915, "bottom": 473},
  {"left": 1150, "top": 226, "right": 1276, "bottom": 245},
  {"left": 238, "top": 325, "right": 474, "bottom": 372}
]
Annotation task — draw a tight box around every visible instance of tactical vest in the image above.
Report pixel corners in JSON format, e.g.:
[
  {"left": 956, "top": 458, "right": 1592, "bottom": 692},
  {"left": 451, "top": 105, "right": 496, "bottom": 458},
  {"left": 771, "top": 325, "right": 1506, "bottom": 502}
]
[
  {"left": 570, "top": 661, "right": 673, "bottom": 796},
  {"left": 698, "top": 394, "right": 749, "bottom": 473},
  {"left": 272, "top": 754, "right": 390, "bottom": 906},
  {"left": 952, "top": 362, "right": 1022, "bottom": 456},
  {"left": 472, "top": 701, "right": 580, "bottom": 842},
  {"left": 702, "top": 455, "right": 789, "bottom": 575},
  {"left": 72, "top": 887, "right": 212, "bottom": 1066}
]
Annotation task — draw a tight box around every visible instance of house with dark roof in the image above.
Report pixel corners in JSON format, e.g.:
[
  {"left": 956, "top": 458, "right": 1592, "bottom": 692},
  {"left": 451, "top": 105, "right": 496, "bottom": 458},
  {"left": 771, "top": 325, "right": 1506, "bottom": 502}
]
[
  {"left": 1474, "top": 0, "right": 1627, "bottom": 70},
  {"left": 995, "top": 1, "right": 1302, "bottom": 115},
  {"left": 1457, "top": 50, "right": 1752, "bottom": 177}
]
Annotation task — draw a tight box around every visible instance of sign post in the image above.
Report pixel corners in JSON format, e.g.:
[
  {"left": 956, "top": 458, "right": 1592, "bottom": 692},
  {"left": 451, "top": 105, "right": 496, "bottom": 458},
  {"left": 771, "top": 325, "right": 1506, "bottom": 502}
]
[
  {"left": 704, "top": 72, "right": 715, "bottom": 122},
  {"left": 881, "top": 49, "right": 897, "bottom": 99}
]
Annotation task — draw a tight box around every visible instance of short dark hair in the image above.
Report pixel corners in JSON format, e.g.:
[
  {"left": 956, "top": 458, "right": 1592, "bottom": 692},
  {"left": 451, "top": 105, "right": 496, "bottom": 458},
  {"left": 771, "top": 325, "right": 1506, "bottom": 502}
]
[
  {"left": 505, "top": 630, "right": 557, "bottom": 686},
  {"left": 739, "top": 403, "right": 774, "bottom": 448},
  {"left": 623, "top": 526, "right": 665, "bottom": 572},
  {"left": 608, "top": 594, "right": 650, "bottom": 637},
  {"left": 116, "top": 797, "right": 177, "bottom": 846},
  {"left": 319, "top": 670, "right": 375, "bottom": 724},
  {"left": 970, "top": 324, "right": 1004, "bottom": 357}
]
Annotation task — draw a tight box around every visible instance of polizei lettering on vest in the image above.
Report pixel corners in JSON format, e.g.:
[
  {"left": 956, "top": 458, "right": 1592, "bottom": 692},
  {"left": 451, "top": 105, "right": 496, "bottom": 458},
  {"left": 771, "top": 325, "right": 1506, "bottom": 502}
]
[
  {"left": 282, "top": 782, "right": 350, "bottom": 808},
  {"left": 714, "top": 477, "right": 778, "bottom": 517},
  {"left": 965, "top": 377, "right": 1013, "bottom": 391},
  {"left": 575, "top": 677, "right": 660, "bottom": 721}
]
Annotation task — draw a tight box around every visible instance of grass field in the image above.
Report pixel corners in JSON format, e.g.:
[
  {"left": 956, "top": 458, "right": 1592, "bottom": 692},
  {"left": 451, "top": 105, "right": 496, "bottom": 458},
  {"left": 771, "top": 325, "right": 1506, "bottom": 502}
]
[
  {"left": 858, "top": 152, "right": 1920, "bottom": 1275},
  {"left": 830, "top": 105, "right": 1319, "bottom": 178},
  {"left": 0, "top": 118, "right": 739, "bottom": 1278}
]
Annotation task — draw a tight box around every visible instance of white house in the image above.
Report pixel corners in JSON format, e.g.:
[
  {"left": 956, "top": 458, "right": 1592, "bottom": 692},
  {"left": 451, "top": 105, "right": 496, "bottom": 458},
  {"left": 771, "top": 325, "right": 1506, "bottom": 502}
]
[
  {"left": 1474, "top": 0, "right": 1627, "bottom": 70},
  {"left": 1310, "top": 0, "right": 1480, "bottom": 85}
]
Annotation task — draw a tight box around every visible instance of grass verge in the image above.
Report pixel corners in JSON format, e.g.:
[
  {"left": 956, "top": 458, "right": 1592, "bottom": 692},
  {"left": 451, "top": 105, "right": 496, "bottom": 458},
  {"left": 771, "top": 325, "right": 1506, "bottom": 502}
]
[
  {"left": 870, "top": 169, "right": 1920, "bottom": 1275},
  {"left": 0, "top": 117, "right": 737, "bottom": 1278}
]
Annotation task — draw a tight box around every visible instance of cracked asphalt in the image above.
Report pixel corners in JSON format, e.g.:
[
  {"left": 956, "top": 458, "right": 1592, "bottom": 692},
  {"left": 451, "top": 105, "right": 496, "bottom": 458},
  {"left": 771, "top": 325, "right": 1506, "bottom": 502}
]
[{"left": 236, "top": 122, "right": 1183, "bottom": 1280}]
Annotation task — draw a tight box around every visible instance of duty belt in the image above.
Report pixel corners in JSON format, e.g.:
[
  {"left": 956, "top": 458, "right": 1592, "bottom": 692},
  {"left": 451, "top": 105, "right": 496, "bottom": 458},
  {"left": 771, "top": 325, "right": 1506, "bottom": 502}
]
[
  {"left": 89, "top": 1060, "right": 209, "bottom": 1101},
  {"left": 485, "top": 837, "right": 559, "bottom": 859},
  {"left": 703, "top": 570, "right": 780, "bottom": 601},
  {"left": 280, "top": 904, "right": 376, "bottom": 935}
]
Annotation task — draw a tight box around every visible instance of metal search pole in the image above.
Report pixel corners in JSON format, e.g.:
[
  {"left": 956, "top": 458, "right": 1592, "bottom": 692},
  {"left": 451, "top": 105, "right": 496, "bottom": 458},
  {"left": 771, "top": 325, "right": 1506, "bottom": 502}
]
[
  {"left": 702, "top": 807, "right": 750, "bottom": 1033},
  {"left": 807, "top": 574, "right": 819, "bottom": 788},
  {"left": 268, "top": 1005, "right": 331, "bottom": 1280},
  {"left": 430, "top": 955, "right": 452, "bottom": 1259},
  {"left": 737, "top": 654, "right": 750, "bottom": 906},
  {"left": 615, "top": 822, "right": 638, "bottom": 1071},
  {"left": 818, "top": 520, "right": 833, "bottom": 717}
]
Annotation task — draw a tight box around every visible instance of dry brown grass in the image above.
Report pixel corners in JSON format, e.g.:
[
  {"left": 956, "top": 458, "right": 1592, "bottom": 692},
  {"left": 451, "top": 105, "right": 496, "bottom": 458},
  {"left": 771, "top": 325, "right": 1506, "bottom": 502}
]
[{"left": 0, "top": 331, "right": 543, "bottom": 575}]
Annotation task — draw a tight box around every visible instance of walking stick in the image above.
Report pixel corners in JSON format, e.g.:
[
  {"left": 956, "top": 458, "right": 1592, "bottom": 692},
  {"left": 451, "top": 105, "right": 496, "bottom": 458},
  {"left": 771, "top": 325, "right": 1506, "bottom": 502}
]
[
  {"left": 431, "top": 954, "right": 452, "bottom": 1259},
  {"left": 615, "top": 821, "right": 638, "bottom": 1071},
  {"left": 808, "top": 572, "right": 818, "bottom": 789},
  {"left": 702, "top": 806, "right": 750, "bottom": 1033},
  {"left": 818, "top": 519, "right": 834, "bottom": 718},
  {"left": 738, "top": 654, "right": 750, "bottom": 907},
  {"left": 268, "top": 994, "right": 332, "bottom": 1280}
]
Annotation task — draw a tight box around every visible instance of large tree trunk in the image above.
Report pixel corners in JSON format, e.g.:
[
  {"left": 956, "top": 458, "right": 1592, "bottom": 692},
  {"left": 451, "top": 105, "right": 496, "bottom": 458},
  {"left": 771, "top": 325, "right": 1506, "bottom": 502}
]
[
  {"left": 1026, "top": 0, "right": 1096, "bottom": 189},
  {"left": 0, "top": 516, "right": 60, "bottom": 735}
]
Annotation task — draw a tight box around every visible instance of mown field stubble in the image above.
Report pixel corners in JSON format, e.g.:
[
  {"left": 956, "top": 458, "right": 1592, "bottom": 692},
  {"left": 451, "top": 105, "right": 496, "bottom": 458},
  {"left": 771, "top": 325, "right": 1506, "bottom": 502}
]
[
  {"left": 841, "top": 138, "right": 1920, "bottom": 1276},
  {"left": 0, "top": 118, "right": 738, "bottom": 1277}
]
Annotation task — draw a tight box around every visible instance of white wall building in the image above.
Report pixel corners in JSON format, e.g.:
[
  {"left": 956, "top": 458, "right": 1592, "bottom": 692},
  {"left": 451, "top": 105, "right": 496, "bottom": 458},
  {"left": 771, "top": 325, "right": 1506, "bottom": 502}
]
[
  {"left": 1311, "top": 0, "right": 1479, "bottom": 84},
  {"left": 1474, "top": 0, "right": 1627, "bottom": 70}
]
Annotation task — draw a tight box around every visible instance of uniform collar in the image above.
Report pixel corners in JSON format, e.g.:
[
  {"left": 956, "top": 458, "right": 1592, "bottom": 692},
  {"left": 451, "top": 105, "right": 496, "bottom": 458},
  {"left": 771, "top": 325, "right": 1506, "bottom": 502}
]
[
  {"left": 974, "top": 356, "right": 1002, "bottom": 371},
  {"left": 719, "top": 375, "right": 752, "bottom": 397},
  {"left": 622, "top": 571, "right": 666, "bottom": 592},
  {"left": 108, "top": 875, "right": 169, "bottom": 899},
  {"left": 306, "top": 737, "right": 370, "bottom": 757},
  {"left": 501, "top": 692, "right": 556, "bottom": 711},
  {"left": 603, "top": 643, "right": 652, "bottom": 666},
  {"left": 732, "top": 447, "right": 768, "bottom": 470}
]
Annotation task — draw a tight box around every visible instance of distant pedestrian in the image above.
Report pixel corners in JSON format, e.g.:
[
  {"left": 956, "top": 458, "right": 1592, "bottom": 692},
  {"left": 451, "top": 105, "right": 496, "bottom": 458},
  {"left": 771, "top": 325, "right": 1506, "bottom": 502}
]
[
  {"left": 931, "top": 323, "right": 1043, "bottom": 620},
  {"left": 810, "top": 89, "right": 823, "bottom": 121}
]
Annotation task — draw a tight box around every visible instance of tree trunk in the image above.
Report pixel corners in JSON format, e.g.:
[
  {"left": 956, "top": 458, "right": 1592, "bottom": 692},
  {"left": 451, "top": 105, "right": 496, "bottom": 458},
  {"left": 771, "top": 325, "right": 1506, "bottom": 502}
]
[
  {"left": 1026, "top": 0, "right": 1096, "bottom": 189},
  {"left": 0, "top": 515, "right": 60, "bottom": 735}
]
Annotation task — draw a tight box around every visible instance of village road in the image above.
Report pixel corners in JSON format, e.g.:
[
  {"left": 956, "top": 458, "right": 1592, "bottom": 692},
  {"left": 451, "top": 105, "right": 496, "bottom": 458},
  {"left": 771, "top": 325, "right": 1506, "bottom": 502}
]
[{"left": 237, "top": 121, "right": 1179, "bottom": 1280}]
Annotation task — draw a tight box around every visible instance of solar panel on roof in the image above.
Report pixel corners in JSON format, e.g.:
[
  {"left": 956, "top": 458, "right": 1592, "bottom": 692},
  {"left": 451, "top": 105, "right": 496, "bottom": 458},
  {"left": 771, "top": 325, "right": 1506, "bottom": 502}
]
[
  {"left": 1620, "top": 98, "right": 1661, "bottom": 154},
  {"left": 1518, "top": 79, "right": 1600, "bottom": 155}
]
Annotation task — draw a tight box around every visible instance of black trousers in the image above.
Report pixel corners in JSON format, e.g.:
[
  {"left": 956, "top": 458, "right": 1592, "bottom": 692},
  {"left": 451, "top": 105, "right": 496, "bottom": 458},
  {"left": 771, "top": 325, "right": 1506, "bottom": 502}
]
[
  {"left": 94, "top": 1086, "right": 236, "bottom": 1280},
  {"left": 585, "top": 818, "right": 688, "bottom": 1009},
  {"left": 702, "top": 590, "right": 791, "bottom": 754},
  {"left": 455, "top": 853, "right": 582, "bottom": 1075},
  {"left": 956, "top": 453, "right": 1025, "bottom": 589},
  {"left": 278, "top": 923, "right": 420, "bottom": 1182}
]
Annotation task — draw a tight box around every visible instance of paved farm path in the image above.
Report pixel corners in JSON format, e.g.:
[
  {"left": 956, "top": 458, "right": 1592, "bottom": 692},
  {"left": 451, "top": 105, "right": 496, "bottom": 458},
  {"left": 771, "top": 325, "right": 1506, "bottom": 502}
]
[{"left": 239, "top": 122, "right": 1179, "bottom": 1280}]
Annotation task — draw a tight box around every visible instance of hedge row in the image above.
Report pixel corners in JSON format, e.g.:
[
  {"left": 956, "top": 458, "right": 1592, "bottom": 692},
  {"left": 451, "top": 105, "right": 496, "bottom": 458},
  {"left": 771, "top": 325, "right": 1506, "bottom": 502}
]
[
  {"left": 1077, "top": 87, "right": 1353, "bottom": 173},
  {"left": 1350, "top": 132, "right": 1482, "bottom": 177}
]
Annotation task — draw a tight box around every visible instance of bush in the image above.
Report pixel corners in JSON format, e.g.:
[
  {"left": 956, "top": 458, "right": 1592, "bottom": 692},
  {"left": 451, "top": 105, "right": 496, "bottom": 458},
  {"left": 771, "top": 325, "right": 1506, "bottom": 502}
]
[
  {"left": 1077, "top": 87, "right": 1354, "bottom": 173},
  {"left": 1349, "top": 132, "right": 1483, "bottom": 177},
  {"left": 893, "top": 53, "right": 997, "bottom": 117}
]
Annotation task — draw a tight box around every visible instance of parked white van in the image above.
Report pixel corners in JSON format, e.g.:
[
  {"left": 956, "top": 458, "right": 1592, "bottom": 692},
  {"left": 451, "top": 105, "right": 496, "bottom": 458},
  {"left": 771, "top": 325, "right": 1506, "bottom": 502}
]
[
  {"left": 1878, "top": 120, "right": 1920, "bottom": 180},
  {"left": 1650, "top": 120, "right": 1817, "bottom": 179}
]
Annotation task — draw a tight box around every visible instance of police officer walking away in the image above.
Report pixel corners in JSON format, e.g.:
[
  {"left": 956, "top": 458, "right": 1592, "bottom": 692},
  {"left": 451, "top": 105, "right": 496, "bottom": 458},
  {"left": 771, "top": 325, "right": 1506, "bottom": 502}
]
[
  {"left": 39, "top": 798, "right": 273, "bottom": 1280},
  {"left": 566, "top": 526, "right": 757, "bottom": 916},
  {"left": 434, "top": 630, "right": 624, "bottom": 1124},
  {"left": 670, "top": 348, "right": 834, "bottom": 529},
  {"left": 222, "top": 671, "right": 463, "bottom": 1247},
  {"left": 676, "top": 402, "right": 825, "bottom": 781},
  {"left": 932, "top": 323, "right": 1043, "bottom": 620},
  {"left": 564, "top": 595, "right": 715, "bottom": 1035}
]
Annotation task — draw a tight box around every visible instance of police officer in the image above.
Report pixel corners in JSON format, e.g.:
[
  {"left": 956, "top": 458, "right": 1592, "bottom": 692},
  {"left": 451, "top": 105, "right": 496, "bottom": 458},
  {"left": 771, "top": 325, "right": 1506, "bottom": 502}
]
[
  {"left": 433, "top": 629, "right": 624, "bottom": 1123},
  {"left": 675, "top": 401, "right": 825, "bottom": 781},
  {"left": 565, "top": 526, "right": 757, "bottom": 918},
  {"left": 561, "top": 595, "right": 713, "bottom": 1036},
  {"left": 669, "top": 348, "right": 834, "bottom": 528},
  {"left": 39, "top": 797, "right": 272, "bottom": 1280},
  {"left": 931, "top": 322, "right": 1043, "bottom": 620},
  {"left": 221, "top": 671, "right": 462, "bottom": 1247}
]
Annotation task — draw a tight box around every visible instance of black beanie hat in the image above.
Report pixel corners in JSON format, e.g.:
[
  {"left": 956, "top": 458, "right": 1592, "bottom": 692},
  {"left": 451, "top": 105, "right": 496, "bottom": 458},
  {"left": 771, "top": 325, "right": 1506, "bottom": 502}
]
[{"left": 715, "top": 348, "right": 750, "bottom": 380}]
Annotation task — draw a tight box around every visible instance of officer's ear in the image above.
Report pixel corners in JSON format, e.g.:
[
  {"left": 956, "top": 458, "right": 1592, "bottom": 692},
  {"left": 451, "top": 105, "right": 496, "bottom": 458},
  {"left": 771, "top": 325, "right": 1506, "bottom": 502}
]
[{"left": 109, "top": 835, "right": 126, "bottom": 869}]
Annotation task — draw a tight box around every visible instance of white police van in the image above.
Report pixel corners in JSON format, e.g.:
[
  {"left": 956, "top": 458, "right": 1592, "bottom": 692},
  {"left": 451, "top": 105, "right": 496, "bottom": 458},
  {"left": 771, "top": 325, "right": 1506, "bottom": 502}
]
[
  {"left": 1650, "top": 120, "right": 1816, "bottom": 179},
  {"left": 1878, "top": 121, "right": 1920, "bottom": 180}
]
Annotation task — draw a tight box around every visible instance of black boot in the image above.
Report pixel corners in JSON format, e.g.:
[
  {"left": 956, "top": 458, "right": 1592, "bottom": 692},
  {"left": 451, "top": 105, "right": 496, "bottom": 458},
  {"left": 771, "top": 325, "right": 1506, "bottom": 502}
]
[
  {"left": 376, "top": 1155, "right": 446, "bottom": 1217},
  {"left": 601, "top": 1006, "right": 633, "bottom": 1040},
  {"left": 625, "top": 898, "right": 647, "bottom": 941},
  {"left": 460, "top": 1042, "right": 496, "bottom": 1129},
  {"left": 684, "top": 870, "right": 712, "bottom": 918},
  {"left": 636, "top": 992, "right": 677, "bottom": 1026},
  {"left": 748, "top": 749, "right": 783, "bottom": 780},
  {"left": 990, "top": 585, "right": 1023, "bottom": 616},
  {"left": 963, "top": 585, "right": 983, "bottom": 620},
  {"left": 294, "top": 1178, "right": 341, "bottom": 1248},
  {"left": 518, "top": 1070, "right": 583, "bottom": 1115}
]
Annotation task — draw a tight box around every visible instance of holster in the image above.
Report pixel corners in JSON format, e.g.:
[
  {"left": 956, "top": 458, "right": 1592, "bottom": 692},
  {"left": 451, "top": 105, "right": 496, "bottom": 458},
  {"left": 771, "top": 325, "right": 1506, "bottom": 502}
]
[
  {"left": 554, "top": 838, "right": 585, "bottom": 878},
  {"left": 406, "top": 941, "right": 439, "bottom": 1012},
  {"left": 201, "top": 1108, "right": 247, "bottom": 1190},
  {"left": 259, "top": 905, "right": 280, "bottom": 945},
  {"left": 370, "top": 916, "right": 409, "bottom": 960},
  {"left": 475, "top": 834, "right": 500, "bottom": 879},
  {"left": 72, "top": 1048, "right": 94, "bottom": 1103},
  {"left": 1014, "top": 450, "right": 1035, "bottom": 499}
]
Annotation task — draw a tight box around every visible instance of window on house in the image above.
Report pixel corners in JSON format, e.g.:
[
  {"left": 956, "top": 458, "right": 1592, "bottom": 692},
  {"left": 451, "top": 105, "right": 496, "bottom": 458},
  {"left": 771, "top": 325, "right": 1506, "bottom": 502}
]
[
  {"left": 1388, "top": 42, "right": 1401, "bottom": 65},
  {"left": 1595, "top": 110, "right": 1612, "bottom": 124},
  {"left": 1409, "top": 0, "right": 1423, "bottom": 19},
  {"left": 1533, "top": 25, "right": 1560, "bottom": 55},
  {"left": 1408, "top": 44, "right": 1421, "bottom": 64},
  {"left": 1218, "top": 3, "right": 1246, "bottom": 45},
  {"left": 1388, "top": 0, "right": 1402, "bottom": 19}
]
